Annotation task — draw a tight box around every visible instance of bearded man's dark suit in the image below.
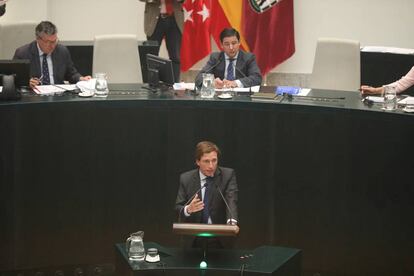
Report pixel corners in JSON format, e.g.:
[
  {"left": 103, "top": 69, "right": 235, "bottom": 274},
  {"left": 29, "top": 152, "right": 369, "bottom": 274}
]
[
  {"left": 175, "top": 166, "right": 238, "bottom": 224},
  {"left": 195, "top": 50, "right": 262, "bottom": 88},
  {"left": 13, "top": 41, "right": 82, "bottom": 84}
]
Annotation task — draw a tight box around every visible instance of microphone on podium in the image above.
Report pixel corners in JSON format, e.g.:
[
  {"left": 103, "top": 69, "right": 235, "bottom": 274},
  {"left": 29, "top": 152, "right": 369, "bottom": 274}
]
[{"left": 214, "top": 183, "right": 237, "bottom": 225}]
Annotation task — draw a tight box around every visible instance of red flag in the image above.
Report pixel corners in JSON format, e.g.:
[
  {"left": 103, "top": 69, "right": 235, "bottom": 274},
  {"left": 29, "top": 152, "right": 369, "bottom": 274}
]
[
  {"left": 180, "top": 0, "right": 212, "bottom": 72},
  {"left": 242, "top": 0, "right": 295, "bottom": 76}
]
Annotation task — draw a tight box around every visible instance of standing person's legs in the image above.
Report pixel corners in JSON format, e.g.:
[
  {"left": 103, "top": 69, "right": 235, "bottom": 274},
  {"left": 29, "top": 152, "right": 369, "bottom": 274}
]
[
  {"left": 147, "top": 18, "right": 166, "bottom": 56},
  {"left": 165, "top": 17, "right": 182, "bottom": 82}
]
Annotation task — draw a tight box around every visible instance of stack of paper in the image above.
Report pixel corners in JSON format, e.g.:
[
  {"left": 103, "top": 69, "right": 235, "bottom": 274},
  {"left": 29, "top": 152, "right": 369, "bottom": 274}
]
[
  {"left": 173, "top": 82, "right": 195, "bottom": 90},
  {"left": 398, "top": 96, "right": 414, "bottom": 105},
  {"left": 33, "top": 85, "right": 66, "bottom": 95}
]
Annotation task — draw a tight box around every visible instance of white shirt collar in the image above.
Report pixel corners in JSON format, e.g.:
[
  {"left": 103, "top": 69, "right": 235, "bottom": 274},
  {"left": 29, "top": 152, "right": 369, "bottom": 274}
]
[
  {"left": 224, "top": 52, "right": 239, "bottom": 61},
  {"left": 199, "top": 170, "right": 209, "bottom": 181},
  {"left": 36, "top": 43, "right": 48, "bottom": 57}
]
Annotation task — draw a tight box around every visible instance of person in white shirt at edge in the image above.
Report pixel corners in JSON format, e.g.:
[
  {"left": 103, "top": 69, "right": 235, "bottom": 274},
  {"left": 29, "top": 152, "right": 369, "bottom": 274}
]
[{"left": 360, "top": 66, "right": 414, "bottom": 95}]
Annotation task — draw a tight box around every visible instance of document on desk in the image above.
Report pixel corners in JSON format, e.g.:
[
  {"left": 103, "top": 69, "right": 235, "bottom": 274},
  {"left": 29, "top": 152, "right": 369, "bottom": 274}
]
[
  {"left": 298, "top": 88, "right": 311, "bottom": 96},
  {"left": 366, "top": 96, "right": 384, "bottom": 103},
  {"left": 173, "top": 82, "right": 195, "bottom": 90},
  {"left": 215, "top": 86, "right": 261, "bottom": 93},
  {"left": 173, "top": 83, "right": 260, "bottom": 93},
  {"left": 55, "top": 84, "right": 77, "bottom": 91},
  {"left": 398, "top": 96, "right": 414, "bottom": 105},
  {"left": 33, "top": 85, "right": 66, "bottom": 95}
]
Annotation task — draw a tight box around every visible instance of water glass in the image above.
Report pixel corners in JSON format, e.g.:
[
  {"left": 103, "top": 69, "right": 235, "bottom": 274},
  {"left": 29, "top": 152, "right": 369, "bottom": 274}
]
[
  {"left": 200, "top": 73, "right": 215, "bottom": 99},
  {"left": 94, "top": 73, "right": 108, "bottom": 97},
  {"left": 382, "top": 85, "right": 397, "bottom": 111}
]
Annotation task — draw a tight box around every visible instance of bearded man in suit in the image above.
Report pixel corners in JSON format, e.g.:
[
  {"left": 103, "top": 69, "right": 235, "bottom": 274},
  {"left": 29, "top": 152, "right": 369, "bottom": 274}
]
[{"left": 195, "top": 28, "right": 262, "bottom": 89}]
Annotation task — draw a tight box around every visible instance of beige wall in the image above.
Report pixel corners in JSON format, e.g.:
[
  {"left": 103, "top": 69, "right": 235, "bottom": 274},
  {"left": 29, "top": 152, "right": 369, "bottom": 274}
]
[{"left": 1, "top": 0, "right": 413, "bottom": 74}]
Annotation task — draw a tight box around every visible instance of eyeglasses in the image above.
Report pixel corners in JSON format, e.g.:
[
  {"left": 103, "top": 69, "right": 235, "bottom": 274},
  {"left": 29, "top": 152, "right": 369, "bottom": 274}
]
[{"left": 38, "top": 36, "right": 59, "bottom": 46}]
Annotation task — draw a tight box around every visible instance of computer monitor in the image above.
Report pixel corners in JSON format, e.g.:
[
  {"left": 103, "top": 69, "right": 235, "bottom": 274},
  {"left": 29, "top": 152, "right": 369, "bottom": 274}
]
[
  {"left": 146, "top": 54, "right": 175, "bottom": 89},
  {"left": 138, "top": 40, "right": 159, "bottom": 83},
  {"left": 0, "top": 59, "right": 30, "bottom": 88}
]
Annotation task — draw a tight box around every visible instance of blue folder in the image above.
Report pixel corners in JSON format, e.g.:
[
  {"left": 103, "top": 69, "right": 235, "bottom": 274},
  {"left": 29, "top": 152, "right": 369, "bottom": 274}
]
[{"left": 275, "top": 86, "right": 301, "bottom": 95}]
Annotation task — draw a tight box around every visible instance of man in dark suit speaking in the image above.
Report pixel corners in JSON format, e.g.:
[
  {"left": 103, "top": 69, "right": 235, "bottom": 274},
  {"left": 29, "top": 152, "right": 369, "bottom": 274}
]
[
  {"left": 13, "top": 21, "right": 91, "bottom": 89},
  {"left": 195, "top": 28, "right": 262, "bottom": 89},
  {"left": 175, "top": 141, "right": 238, "bottom": 226}
]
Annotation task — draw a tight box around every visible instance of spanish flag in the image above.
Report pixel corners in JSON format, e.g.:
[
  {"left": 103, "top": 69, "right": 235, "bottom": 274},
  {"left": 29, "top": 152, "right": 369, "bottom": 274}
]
[{"left": 210, "top": 0, "right": 250, "bottom": 51}]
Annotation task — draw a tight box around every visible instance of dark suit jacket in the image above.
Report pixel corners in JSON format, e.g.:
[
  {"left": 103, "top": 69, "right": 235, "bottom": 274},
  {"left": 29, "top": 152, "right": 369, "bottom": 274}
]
[
  {"left": 195, "top": 50, "right": 262, "bottom": 88},
  {"left": 175, "top": 167, "right": 238, "bottom": 224},
  {"left": 13, "top": 41, "right": 82, "bottom": 84}
]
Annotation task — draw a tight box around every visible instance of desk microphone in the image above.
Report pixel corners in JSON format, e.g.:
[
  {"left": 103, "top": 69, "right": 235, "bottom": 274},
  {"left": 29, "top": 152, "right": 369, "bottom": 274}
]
[
  {"left": 214, "top": 183, "right": 236, "bottom": 224},
  {"left": 286, "top": 94, "right": 346, "bottom": 102},
  {"left": 205, "top": 56, "right": 223, "bottom": 74},
  {"left": 193, "top": 57, "right": 222, "bottom": 95},
  {"left": 178, "top": 183, "right": 207, "bottom": 222},
  {"left": 194, "top": 56, "right": 223, "bottom": 92}
]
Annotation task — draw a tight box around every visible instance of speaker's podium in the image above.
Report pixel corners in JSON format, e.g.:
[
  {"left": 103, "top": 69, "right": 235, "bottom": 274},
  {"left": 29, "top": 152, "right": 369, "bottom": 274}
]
[{"left": 115, "top": 223, "right": 302, "bottom": 276}]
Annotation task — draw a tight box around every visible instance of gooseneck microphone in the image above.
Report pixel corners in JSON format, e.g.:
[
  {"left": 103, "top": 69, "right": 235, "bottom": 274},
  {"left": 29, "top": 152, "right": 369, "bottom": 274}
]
[
  {"left": 178, "top": 183, "right": 207, "bottom": 222},
  {"left": 194, "top": 56, "right": 223, "bottom": 91},
  {"left": 205, "top": 56, "right": 223, "bottom": 74},
  {"left": 214, "top": 183, "right": 236, "bottom": 223}
]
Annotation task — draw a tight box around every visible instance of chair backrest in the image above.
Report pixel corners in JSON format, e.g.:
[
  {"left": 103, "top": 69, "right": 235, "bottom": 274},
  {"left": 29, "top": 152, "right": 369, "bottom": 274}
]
[
  {"left": 93, "top": 34, "right": 142, "bottom": 83},
  {"left": 310, "top": 37, "right": 360, "bottom": 92},
  {"left": 0, "top": 22, "right": 37, "bottom": 59}
]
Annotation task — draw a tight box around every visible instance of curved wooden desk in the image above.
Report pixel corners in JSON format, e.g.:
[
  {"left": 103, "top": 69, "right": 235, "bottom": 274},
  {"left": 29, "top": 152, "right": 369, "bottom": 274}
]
[{"left": 1, "top": 85, "right": 413, "bottom": 276}]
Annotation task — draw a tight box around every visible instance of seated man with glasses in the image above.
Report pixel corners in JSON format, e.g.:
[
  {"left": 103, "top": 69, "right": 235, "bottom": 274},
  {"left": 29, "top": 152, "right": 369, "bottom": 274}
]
[
  {"left": 195, "top": 28, "right": 262, "bottom": 89},
  {"left": 13, "top": 21, "right": 91, "bottom": 89}
]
